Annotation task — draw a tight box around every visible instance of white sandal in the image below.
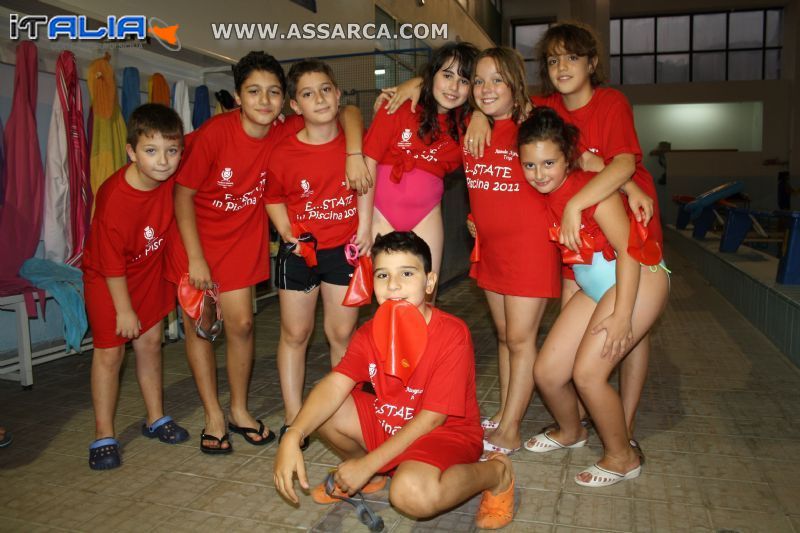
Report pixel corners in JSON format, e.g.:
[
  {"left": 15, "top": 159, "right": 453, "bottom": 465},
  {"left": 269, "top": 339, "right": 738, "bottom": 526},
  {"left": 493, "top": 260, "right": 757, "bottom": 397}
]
[
  {"left": 481, "top": 418, "right": 499, "bottom": 431},
  {"left": 524, "top": 431, "right": 587, "bottom": 453},
  {"left": 574, "top": 463, "right": 641, "bottom": 487}
]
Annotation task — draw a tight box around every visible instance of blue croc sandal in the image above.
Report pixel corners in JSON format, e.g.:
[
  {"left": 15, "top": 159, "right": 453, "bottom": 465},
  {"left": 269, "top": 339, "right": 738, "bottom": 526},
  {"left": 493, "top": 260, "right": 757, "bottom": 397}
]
[
  {"left": 142, "top": 416, "right": 190, "bottom": 444},
  {"left": 89, "top": 438, "right": 121, "bottom": 470}
]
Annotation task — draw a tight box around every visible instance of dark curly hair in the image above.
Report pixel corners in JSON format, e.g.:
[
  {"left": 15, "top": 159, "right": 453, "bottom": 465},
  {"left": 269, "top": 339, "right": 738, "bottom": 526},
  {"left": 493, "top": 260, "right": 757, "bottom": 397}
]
[
  {"left": 517, "top": 106, "right": 580, "bottom": 169},
  {"left": 231, "top": 51, "right": 286, "bottom": 95},
  {"left": 417, "top": 42, "right": 479, "bottom": 145},
  {"left": 535, "top": 22, "right": 606, "bottom": 96}
]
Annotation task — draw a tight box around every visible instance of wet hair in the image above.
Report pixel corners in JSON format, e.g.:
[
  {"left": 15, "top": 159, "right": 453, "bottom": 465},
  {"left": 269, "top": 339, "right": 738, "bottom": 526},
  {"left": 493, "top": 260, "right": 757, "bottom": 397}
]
[
  {"left": 535, "top": 22, "right": 606, "bottom": 96},
  {"left": 372, "top": 231, "right": 432, "bottom": 274},
  {"left": 286, "top": 59, "right": 338, "bottom": 99},
  {"left": 517, "top": 106, "right": 580, "bottom": 169},
  {"left": 126, "top": 103, "right": 183, "bottom": 148},
  {"left": 417, "top": 41, "right": 479, "bottom": 144},
  {"left": 231, "top": 51, "right": 286, "bottom": 95},
  {"left": 469, "top": 47, "right": 529, "bottom": 124}
]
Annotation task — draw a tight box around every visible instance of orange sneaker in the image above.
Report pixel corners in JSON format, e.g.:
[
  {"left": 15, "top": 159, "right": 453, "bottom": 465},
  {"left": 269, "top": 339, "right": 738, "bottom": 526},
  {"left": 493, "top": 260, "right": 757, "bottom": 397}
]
[
  {"left": 311, "top": 475, "right": 388, "bottom": 504},
  {"left": 475, "top": 453, "right": 515, "bottom": 529}
]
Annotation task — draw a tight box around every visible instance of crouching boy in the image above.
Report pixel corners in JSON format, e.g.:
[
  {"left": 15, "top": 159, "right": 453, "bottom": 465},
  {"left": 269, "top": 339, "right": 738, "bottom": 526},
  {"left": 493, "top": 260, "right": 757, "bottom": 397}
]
[{"left": 274, "top": 231, "right": 515, "bottom": 529}]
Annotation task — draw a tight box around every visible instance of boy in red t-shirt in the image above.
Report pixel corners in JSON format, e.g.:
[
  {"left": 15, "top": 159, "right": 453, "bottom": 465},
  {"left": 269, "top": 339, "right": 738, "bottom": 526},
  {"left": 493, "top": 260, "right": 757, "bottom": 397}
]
[
  {"left": 265, "top": 59, "right": 373, "bottom": 447},
  {"left": 274, "top": 232, "right": 515, "bottom": 530},
  {"left": 82, "top": 104, "right": 189, "bottom": 470}
]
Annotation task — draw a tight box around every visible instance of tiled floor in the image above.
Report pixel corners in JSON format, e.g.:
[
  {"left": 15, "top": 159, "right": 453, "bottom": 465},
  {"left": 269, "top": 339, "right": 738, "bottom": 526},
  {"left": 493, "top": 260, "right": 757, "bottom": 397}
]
[{"left": 1, "top": 240, "right": 800, "bottom": 532}]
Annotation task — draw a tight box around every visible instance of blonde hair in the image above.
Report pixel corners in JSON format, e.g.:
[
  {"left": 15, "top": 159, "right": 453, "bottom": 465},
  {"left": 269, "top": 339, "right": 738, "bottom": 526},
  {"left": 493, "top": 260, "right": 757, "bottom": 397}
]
[{"left": 469, "top": 47, "right": 529, "bottom": 123}]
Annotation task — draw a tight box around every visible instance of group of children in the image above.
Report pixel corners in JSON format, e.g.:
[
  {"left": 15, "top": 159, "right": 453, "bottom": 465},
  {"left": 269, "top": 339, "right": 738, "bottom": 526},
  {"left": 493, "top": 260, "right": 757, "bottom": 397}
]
[{"left": 82, "top": 20, "right": 667, "bottom": 528}]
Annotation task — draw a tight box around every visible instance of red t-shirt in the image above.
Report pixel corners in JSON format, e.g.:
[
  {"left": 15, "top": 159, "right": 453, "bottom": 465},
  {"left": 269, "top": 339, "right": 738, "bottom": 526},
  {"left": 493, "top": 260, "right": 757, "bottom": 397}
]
[
  {"left": 463, "top": 118, "right": 560, "bottom": 298},
  {"left": 363, "top": 102, "right": 462, "bottom": 179},
  {"left": 264, "top": 130, "right": 358, "bottom": 250},
  {"left": 532, "top": 88, "right": 663, "bottom": 246},
  {"left": 334, "top": 307, "right": 482, "bottom": 438},
  {"left": 168, "top": 111, "right": 303, "bottom": 291},
  {"left": 82, "top": 165, "right": 175, "bottom": 340},
  {"left": 546, "top": 170, "right": 616, "bottom": 263}
]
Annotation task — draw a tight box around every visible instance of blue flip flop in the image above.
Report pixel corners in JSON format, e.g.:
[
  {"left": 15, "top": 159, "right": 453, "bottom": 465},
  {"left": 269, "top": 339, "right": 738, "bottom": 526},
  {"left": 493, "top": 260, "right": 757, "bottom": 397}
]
[
  {"left": 142, "top": 416, "right": 190, "bottom": 444},
  {"left": 88, "top": 437, "right": 121, "bottom": 470}
]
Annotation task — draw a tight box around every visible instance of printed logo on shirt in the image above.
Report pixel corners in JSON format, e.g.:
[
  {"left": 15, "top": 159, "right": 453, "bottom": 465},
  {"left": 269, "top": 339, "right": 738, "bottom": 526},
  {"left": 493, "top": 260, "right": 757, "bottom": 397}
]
[
  {"left": 496, "top": 148, "right": 518, "bottom": 162},
  {"left": 143, "top": 226, "right": 155, "bottom": 241},
  {"left": 300, "top": 179, "right": 314, "bottom": 198},
  {"left": 217, "top": 167, "right": 234, "bottom": 188},
  {"left": 140, "top": 225, "right": 164, "bottom": 258},
  {"left": 398, "top": 128, "right": 413, "bottom": 148},
  {"left": 369, "top": 363, "right": 377, "bottom": 378}
]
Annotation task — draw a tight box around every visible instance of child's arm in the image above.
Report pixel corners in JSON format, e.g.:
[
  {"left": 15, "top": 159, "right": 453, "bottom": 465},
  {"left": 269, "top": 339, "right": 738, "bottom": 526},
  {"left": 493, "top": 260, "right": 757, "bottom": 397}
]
[
  {"left": 274, "top": 371, "right": 357, "bottom": 504},
  {"left": 465, "top": 110, "right": 491, "bottom": 158},
  {"left": 105, "top": 276, "right": 140, "bottom": 338},
  {"left": 335, "top": 409, "right": 446, "bottom": 495},
  {"left": 355, "top": 157, "right": 377, "bottom": 256},
  {"left": 339, "top": 105, "right": 373, "bottom": 195},
  {"left": 265, "top": 203, "right": 301, "bottom": 254},
  {"left": 560, "top": 153, "right": 637, "bottom": 253},
  {"left": 375, "top": 77, "right": 423, "bottom": 114},
  {"left": 579, "top": 152, "right": 654, "bottom": 225},
  {"left": 175, "top": 184, "right": 212, "bottom": 290},
  {"left": 591, "top": 193, "right": 640, "bottom": 362}
]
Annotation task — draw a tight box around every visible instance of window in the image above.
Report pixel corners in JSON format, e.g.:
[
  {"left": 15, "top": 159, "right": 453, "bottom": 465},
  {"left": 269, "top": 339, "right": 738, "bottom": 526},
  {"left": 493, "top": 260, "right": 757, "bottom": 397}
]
[
  {"left": 512, "top": 22, "right": 551, "bottom": 85},
  {"left": 610, "top": 9, "right": 782, "bottom": 85}
]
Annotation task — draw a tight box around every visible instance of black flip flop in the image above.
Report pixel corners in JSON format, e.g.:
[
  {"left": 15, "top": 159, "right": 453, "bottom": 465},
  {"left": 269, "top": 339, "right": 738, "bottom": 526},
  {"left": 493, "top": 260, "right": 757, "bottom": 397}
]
[
  {"left": 200, "top": 431, "right": 233, "bottom": 454},
  {"left": 228, "top": 420, "right": 275, "bottom": 446}
]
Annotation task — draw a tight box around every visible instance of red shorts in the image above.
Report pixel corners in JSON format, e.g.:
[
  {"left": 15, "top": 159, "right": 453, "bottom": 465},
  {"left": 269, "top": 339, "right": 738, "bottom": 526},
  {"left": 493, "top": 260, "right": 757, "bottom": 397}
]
[
  {"left": 350, "top": 388, "right": 483, "bottom": 474},
  {"left": 84, "top": 271, "right": 175, "bottom": 348}
]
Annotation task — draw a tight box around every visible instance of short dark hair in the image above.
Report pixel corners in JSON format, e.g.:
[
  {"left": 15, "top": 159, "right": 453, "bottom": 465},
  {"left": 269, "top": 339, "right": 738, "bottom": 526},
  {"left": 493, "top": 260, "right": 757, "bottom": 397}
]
[
  {"left": 372, "top": 231, "right": 432, "bottom": 274},
  {"left": 232, "top": 51, "right": 286, "bottom": 95},
  {"left": 286, "top": 59, "right": 338, "bottom": 99},
  {"left": 535, "top": 22, "right": 606, "bottom": 96},
  {"left": 126, "top": 103, "right": 183, "bottom": 148},
  {"left": 518, "top": 106, "right": 580, "bottom": 169}
]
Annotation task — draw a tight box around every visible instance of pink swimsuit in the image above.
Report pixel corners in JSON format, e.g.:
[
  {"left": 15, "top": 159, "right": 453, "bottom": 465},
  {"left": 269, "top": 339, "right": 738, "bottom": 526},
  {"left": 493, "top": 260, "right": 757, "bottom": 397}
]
[{"left": 374, "top": 165, "right": 444, "bottom": 231}]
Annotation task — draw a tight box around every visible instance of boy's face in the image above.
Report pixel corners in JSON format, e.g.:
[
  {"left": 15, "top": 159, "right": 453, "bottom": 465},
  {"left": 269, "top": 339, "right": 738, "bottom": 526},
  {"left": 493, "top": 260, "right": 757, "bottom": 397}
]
[
  {"left": 235, "top": 69, "right": 284, "bottom": 131},
  {"left": 289, "top": 71, "right": 340, "bottom": 126},
  {"left": 373, "top": 250, "right": 437, "bottom": 310},
  {"left": 126, "top": 132, "right": 182, "bottom": 187}
]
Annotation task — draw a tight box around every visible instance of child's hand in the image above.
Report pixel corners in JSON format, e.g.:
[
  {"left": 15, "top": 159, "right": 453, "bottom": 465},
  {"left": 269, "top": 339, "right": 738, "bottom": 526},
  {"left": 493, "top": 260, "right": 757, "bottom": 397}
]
[
  {"left": 188, "top": 258, "right": 212, "bottom": 290},
  {"left": 579, "top": 150, "right": 605, "bottom": 172},
  {"left": 466, "top": 216, "right": 477, "bottom": 238},
  {"left": 354, "top": 225, "right": 374, "bottom": 257},
  {"left": 465, "top": 112, "right": 491, "bottom": 158},
  {"left": 346, "top": 155, "right": 373, "bottom": 196},
  {"left": 380, "top": 77, "right": 423, "bottom": 114},
  {"left": 625, "top": 182, "right": 654, "bottom": 225},
  {"left": 559, "top": 202, "right": 583, "bottom": 253},
  {"left": 591, "top": 312, "right": 634, "bottom": 363},
  {"left": 334, "top": 457, "right": 374, "bottom": 496},
  {"left": 273, "top": 439, "right": 309, "bottom": 504},
  {"left": 373, "top": 89, "right": 394, "bottom": 113},
  {"left": 116, "top": 309, "right": 141, "bottom": 339}
]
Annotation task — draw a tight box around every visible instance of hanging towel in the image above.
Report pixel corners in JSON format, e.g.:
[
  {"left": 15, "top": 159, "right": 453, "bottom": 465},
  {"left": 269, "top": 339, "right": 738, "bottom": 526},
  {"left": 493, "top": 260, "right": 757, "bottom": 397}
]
[
  {"left": 172, "top": 80, "right": 193, "bottom": 134},
  {"left": 20, "top": 257, "right": 88, "bottom": 353},
  {"left": 59, "top": 52, "right": 90, "bottom": 266},
  {"left": 0, "top": 115, "right": 5, "bottom": 206},
  {"left": 87, "top": 54, "right": 127, "bottom": 199},
  {"left": 148, "top": 73, "right": 170, "bottom": 105},
  {"left": 0, "top": 41, "right": 44, "bottom": 297},
  {"left": 121, "top": 67, "right": 141, "bottom": 123},
  {"left": 192, "top": 85, "right": 210, "bottom": 129},
  {"left": 43, "top": 63, "right": 71, "bottom": 263}
]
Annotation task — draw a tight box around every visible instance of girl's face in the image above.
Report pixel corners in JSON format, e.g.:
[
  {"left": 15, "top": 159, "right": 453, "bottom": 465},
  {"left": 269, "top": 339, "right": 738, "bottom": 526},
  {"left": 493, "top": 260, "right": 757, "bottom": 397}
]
[
  {"left": 235, "top": 69, "right": 284, "bottom": 136},
  {"left": 546, "top": 45, "right": 596, "bottom": 97},
  {"left": 431, "top": 58, "right": 471, "bottom": 113},
  {"left": 472, "top": 57, "right": 514, "bottom": 120},
  {"left": 519, "top": 139, "right": 569, "bottom": 194}
]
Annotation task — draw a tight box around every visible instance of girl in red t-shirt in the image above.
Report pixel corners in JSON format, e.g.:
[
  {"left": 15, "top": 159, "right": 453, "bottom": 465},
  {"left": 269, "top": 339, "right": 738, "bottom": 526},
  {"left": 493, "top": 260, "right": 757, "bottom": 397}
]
[
  {"left": 517, "top": 107, "right": 668, "bottom": 487},
  {"left": 363, "top": 42, "right": 478, "bottom": 278},
  {"left": 465, "top": 48, "right": 560, "bottom": 457},
  {"left": 170, "top": 51, "right": 368, "bottom": 454}
]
